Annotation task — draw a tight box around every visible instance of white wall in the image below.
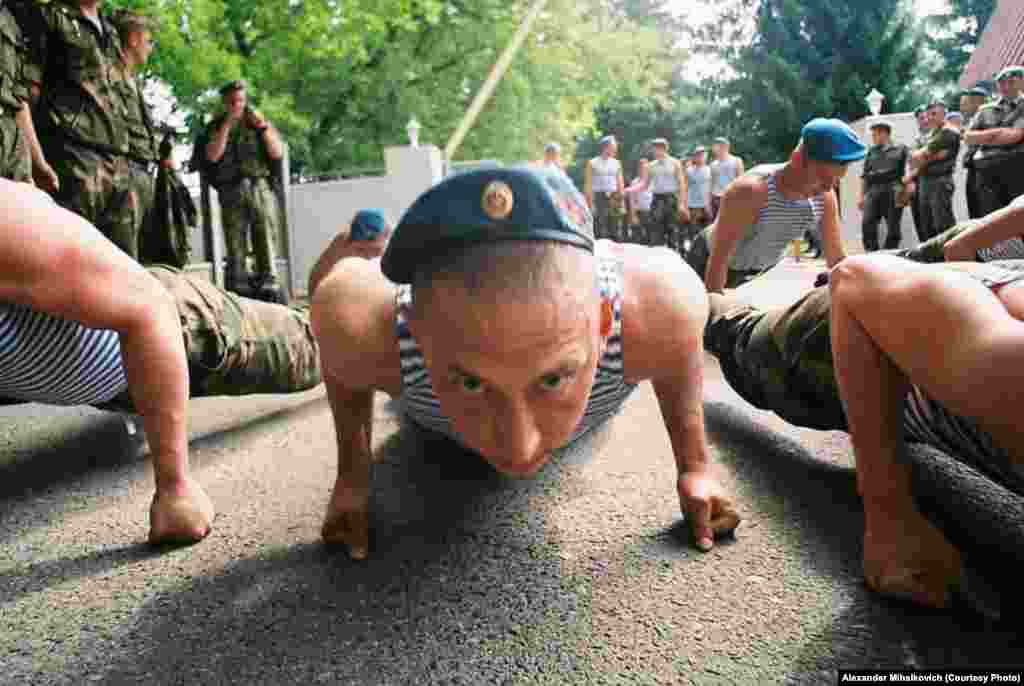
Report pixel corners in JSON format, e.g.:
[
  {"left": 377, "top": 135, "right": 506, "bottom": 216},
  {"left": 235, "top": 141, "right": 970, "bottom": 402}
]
[
  {"left": 286, "top": 145, "right": 444, "bottom": 297},
  {"left": 839, "top": 113, "right": 969, "bottom": 252}
]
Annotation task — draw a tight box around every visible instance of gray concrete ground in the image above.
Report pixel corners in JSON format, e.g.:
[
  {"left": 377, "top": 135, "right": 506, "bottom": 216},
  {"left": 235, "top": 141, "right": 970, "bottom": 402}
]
[{"left": 1, "top": 257, "right": 1021, "bottom": 686}]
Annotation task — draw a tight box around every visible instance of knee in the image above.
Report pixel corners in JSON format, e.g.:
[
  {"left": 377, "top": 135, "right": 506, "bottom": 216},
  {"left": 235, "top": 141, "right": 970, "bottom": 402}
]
[{"left": 829, "top": 254, "right": 902, "bottom": 308}]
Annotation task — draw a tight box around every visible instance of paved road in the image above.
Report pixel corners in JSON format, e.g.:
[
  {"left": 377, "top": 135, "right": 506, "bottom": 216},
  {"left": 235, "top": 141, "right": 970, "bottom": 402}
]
[{"left": 1, "top": 258, "right": 1020, "bottom": 685}]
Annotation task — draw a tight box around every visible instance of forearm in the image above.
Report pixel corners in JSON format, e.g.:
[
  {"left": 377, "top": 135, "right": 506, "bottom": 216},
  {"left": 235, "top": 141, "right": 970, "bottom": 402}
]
[
  {"left": 16, "top": 103, "right": 47, "bottom": 170},
  {"left": 654, "top": 345, "right": 710, "bottom": 474},
  {"left": 119, "top": 290, "right": 190, "bottom": 487},
  {"left": 951, "top": 200, "right": 1024, "bottom": 252},
  {"left": 704, "top": 232, "right": 737, "bottom": 292},
  {"left": 326, "top": 380, "right": 374, "bottom": 494},
  {"left": 205, "top": 120, "right": 233, "bottom": 163},
  {"left": 262, "top": 125, "right": 285, "bottom": 161}
]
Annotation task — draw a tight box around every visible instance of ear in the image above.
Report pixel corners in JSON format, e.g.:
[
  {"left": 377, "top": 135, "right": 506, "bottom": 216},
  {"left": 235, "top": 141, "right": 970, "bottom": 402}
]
[{"left": 599, "top": 299, "right": 614, "bottom": 338}]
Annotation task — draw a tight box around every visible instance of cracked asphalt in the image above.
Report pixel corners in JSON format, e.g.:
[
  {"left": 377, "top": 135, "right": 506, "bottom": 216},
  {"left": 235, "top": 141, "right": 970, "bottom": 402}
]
[{"left": 1, "top": 258, "right": 1020, "bottom": 685}]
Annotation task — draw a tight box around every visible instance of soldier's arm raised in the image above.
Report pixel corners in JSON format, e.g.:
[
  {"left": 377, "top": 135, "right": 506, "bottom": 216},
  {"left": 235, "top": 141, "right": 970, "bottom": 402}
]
[{"left": 205, "top": 116, "right": 235, "bottom": 163}]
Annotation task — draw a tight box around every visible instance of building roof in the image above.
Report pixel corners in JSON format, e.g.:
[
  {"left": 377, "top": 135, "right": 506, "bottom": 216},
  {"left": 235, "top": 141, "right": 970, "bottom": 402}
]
[{"left": 959, "top": 0, "right": 1024, "bottom": 89}]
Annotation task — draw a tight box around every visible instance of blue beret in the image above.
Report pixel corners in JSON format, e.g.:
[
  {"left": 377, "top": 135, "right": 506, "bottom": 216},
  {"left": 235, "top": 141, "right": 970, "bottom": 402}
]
[
  {"left": 381, "top": 167, "right": 594, "bottom": 285},
  {"left": 349, "top": 209, "right": 388, "bottom": 241},
  {"left": 800, "top": 118, "right": 867, "bottom": 163},
  {"left": 996, "top": 66, "right": 1024, "bottom": 81},
  {"left": 599, "top": 135, "right": 616, "bottom": 147},
  {"left": 964, "top": 86, "right": 990, "bottom": 98}
]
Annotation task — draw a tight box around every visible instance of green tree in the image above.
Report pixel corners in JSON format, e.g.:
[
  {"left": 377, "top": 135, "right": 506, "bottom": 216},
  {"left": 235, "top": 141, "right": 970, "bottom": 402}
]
[
  {"left": 690, "top": 0, "right": 923, "bottom": 164},
  {"left": 109, "top": 0, "right": 676, "bottom": 175},
  {"left": 925, "top": 0, "right": 997, "bottom": 86}
]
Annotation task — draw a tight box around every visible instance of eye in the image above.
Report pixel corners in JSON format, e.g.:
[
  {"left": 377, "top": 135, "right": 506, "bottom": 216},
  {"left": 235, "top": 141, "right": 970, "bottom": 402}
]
[
  {"left": 456, "top": 374, "right": 484, "bottom": 395},
  {"left": 539, "top": 372, "right": 572, "bottom": 392}
]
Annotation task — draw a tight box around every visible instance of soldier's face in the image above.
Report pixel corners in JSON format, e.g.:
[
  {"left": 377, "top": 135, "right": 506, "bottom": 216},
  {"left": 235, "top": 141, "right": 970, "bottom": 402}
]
[
  {"left": 409, "top": 260, "right": 605, "bottom": 478},
  {"left": 1007, "top": 77, "right": 1024, "bottom": 98},
  {"left": 224, "top": 90, "right": 247, "bottom": 117},
  {"left": 126, "top": 30, "right": 154, "bottom": 64},
  {"left": 805, "top": 160, "right": 848, "bottom": 194},
  {"left": 927, "top": 107, "right": 945, "bottom": 128}
]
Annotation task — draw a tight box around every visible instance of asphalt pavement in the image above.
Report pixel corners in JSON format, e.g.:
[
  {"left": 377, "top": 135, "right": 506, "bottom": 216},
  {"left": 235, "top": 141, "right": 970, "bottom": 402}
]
[{"left": 1, "top": 257, "right": 1021, "bottom": 685}]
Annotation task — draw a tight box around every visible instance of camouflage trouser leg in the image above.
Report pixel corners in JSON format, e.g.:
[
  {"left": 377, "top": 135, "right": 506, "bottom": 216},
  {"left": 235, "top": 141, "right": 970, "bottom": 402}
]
[
  {"left": 917, "top": 175, "right": 956, "bottom": 241},
  {"left": 649, "top": 193, "right": 679, "bottom": 251},
  {"left": 897, "top": 220, "right": 978, "bottom": 263},
  {"left": 49, "top": 141, "right": 143, "bottom": 259},
  {"left": 129, "top": 162, "right": 158, "bottom": 264},
  {"left": 148, "top": 266, "right": 319, "bottom": 397},
  {"left": 593, "top": 193, "right": 623, "bottom": 241},
  {"left": 704, "top": 286, "right": 848, "bottom": 432},
  {"left": 220, "top": 178, "right": 281, "bottom": 292},
  {"left": 0, "top": 111, "right": 31, "bottom": 183}
]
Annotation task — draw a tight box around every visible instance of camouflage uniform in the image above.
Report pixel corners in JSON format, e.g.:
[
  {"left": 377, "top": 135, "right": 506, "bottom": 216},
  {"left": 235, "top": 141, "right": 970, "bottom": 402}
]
[
  {"left": 860, "top": 141, "right": 909, "bottom": 251},
  {"left": 203, "top": 113, "right": 283, "bottom": 296},
  {"left": 971, "top": 98, "right": 1024, "bottom": 216},
  {"left": 908, "top": 130, "right": 929, "bottom": 239},
  {"left": 647, "top": 156, "right": 682, "bottom": 251},
  {"left": 896, "top": 196, "right": 1024, "bottom": 264},
  {"left": 23, "top": 1, "right": 157, "bottom": 258},
  {"left": 102, "top": 266, "right": 320, "bottom": 411},
  {"left": 704, "top": 260, "right": 1024, "bottom": 493},
  {"left": 0, "top": 0, "right": 32, "bottom": 182},
  {"left": 916, "top": 125, "right": 960, "bottom": 241}
]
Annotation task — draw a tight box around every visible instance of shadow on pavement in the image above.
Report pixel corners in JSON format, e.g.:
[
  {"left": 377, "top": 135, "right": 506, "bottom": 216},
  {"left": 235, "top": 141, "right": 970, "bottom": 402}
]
[
  {"left": 703, "top": 401, "right": 1022, "bottom": 675},
  {"left": 52, "top": 422, "right": 605, "bottom": 686}
]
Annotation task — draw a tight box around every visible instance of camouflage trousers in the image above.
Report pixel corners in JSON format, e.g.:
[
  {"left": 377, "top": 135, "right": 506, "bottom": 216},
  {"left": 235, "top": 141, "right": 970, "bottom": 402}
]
[
  {"left": 103, "top": 266, "right": 321, "bottom": 411},
  {"left": 593, "top": 191, "right": 625, "bottom": 242},
  {"left": 0, "top": 110, "right": 31, "bottom": 183},
  {"left": 48, "top": 139, "right": 146, "bottom": 259},
  {"left": 704, "top": 261, "right": 1024, "bottom": 494},
  {"left": 648, "top": 193, "right": 680, "bottom": 251},
  {"left": 219, "top": 177, "right": 281, "bottom": 292},
  {"left": 916, "top": 174, "right": 956, "bottom": 242},
  {"left": 896, "top": 218, "right": 1024, "bottom": 264}
]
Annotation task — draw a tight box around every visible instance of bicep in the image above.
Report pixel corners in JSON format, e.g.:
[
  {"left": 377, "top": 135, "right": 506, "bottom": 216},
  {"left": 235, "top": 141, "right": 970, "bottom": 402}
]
[{"left": 0, "top": 181, "right": 156, "bottom": 331}]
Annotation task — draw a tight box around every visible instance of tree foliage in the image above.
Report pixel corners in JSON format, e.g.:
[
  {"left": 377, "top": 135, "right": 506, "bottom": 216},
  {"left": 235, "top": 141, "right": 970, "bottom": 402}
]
[
  {"left": 106, "top": 0, "right": 679, "bottom": 175},
  {"left": 683, "top": 0, "right": 923, "bottom": 165},
  {"left": 924, "top": 0, "right": 997, "bottom": 87}
]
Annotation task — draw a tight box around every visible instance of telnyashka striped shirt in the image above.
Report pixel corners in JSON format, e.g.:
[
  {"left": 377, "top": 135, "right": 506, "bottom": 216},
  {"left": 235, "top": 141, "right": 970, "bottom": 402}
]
[
  {"left": 395, "top": 241, "right": 638, "bottom": 445},
  {"left": 710, "top": 163, "right": 826, "bottom": 272},
  {"left": 0, "top": 303, "right": 128, "bottom": 406}
]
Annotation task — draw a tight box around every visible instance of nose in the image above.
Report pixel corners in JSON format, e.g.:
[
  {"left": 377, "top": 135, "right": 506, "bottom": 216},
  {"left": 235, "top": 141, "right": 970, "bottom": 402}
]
[{"left": 494, "top": 400, "right": 543, "bottom": 471}]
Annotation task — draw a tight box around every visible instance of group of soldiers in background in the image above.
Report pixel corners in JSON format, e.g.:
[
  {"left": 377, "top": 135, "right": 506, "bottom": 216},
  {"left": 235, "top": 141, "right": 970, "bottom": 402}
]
[
  {"left": 0, "top": 0, "right": 284, "bottom": 303},
  {"left": 580, "top": 135, "right": 743, "bottom": 255},
  {"left": 859, "top": 66, "right": 1024, "bottom": 253}
]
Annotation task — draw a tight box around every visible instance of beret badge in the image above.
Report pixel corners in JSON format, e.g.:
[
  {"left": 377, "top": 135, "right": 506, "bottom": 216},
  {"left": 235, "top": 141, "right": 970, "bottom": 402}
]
[{"left": 482, "top": 181, "right": 515, "bottom": 220}]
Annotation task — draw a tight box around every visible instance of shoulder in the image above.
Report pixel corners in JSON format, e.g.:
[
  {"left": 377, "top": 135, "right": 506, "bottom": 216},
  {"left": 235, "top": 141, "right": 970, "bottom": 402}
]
[
  {"left": 310, "top": 257, "right": 401, "bottom": 393},
  {"left": 724, "top": 171, "right": 767, "bottom": 203},
  {"left": 618, "top": 244, "right": 707, "bottom": 382}
]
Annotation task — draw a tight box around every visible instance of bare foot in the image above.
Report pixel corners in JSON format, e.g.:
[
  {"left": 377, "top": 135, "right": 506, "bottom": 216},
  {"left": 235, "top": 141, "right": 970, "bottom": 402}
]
[
  {"left": 148, "top": 479, "right": 215, "bottom": 545},
  {"left": 322, "top": 483, "right": 369, "bottom": 560},
  {"left": 863, "top": 504, "right": 961, "bottom": 609}
]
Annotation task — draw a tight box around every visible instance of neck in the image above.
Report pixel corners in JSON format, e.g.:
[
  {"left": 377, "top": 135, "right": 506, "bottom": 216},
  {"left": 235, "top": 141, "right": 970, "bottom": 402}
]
[
  {"left": 775, "top": 163, "right": 810, "bottom": 199},
  {"left": 79, "top": 0, "right": 100, "bottom": 17}
]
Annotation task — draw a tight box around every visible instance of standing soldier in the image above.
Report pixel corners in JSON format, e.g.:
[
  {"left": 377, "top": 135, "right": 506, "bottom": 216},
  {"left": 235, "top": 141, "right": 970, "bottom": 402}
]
[
  {"left": 21, "top": 0, "right": 155, "bottom": 258},
  {"left": 684, "top": 146, "right": 711, "bottom": 250},
  {"left": 202, "top": 80, "right": 287, "bottom": 303},
  {"left": 633, "top": 138, "right": 687, "bottom": 251},
  {"left": 963, "top": 67, "right": 1024, "bottom": 217},
  {"left": 709, "top": 137, "right": 744, "bottom": 223},
  {"left": 583, "top": 135, "right": 625, "bottom": 241},
  {"left": 0, "top": 0, "right": 40, "bottom": 183},
  {"left": 857, "top": 121, "right": 909, "bottom": 251},
  {"left": 960, "top": 85, "right": 990, "bottom": 219},
  {"left": 906, "top": 101, "right": 960, "bottom": 242},
  {"left": 111, "top": 11, "right": 161, "bottom": 257},
  {"left": 906, "top": 106, "right": 930, "bottom": 239}
]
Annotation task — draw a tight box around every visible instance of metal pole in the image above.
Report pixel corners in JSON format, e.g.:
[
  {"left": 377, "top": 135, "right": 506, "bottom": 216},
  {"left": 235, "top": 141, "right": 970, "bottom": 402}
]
[{"left": 443, "top": 0, "right": 550, "bottom": 162}]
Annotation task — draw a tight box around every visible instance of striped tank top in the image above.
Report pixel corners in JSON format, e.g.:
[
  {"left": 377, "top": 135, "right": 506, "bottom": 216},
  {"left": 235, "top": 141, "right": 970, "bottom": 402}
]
[
  {"left": 395, "top": 241, "right": 638, "bottom": 445},
  {"left": 0, "top": 303, "right": 128, "bottom": 406},
  {"left": 711, "top": 164, "right": 825, "bottom": 272}
]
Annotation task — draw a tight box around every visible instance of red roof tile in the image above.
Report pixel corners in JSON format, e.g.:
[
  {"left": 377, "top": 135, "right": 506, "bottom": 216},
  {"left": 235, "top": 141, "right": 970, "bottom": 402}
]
[{"left": 959, "top": 0, "right": 1024, "bottom": 89}]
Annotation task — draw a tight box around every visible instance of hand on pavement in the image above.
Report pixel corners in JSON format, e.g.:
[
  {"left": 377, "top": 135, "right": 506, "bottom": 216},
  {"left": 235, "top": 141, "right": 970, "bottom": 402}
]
[
  {"left": 149, "top": 477, "right": 215, "bottom": 545},
  {"left": 678, "top": 468, "right": 740, "bottom": 552},
  {"left": 322, "top": 481, "right": 370, "bottom": 560}
]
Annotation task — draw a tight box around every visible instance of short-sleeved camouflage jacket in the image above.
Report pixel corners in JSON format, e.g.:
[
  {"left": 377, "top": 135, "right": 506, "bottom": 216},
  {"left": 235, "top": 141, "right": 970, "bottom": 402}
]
[{"left": 24, "top": 0, "right": 155, "bottom": 161}]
